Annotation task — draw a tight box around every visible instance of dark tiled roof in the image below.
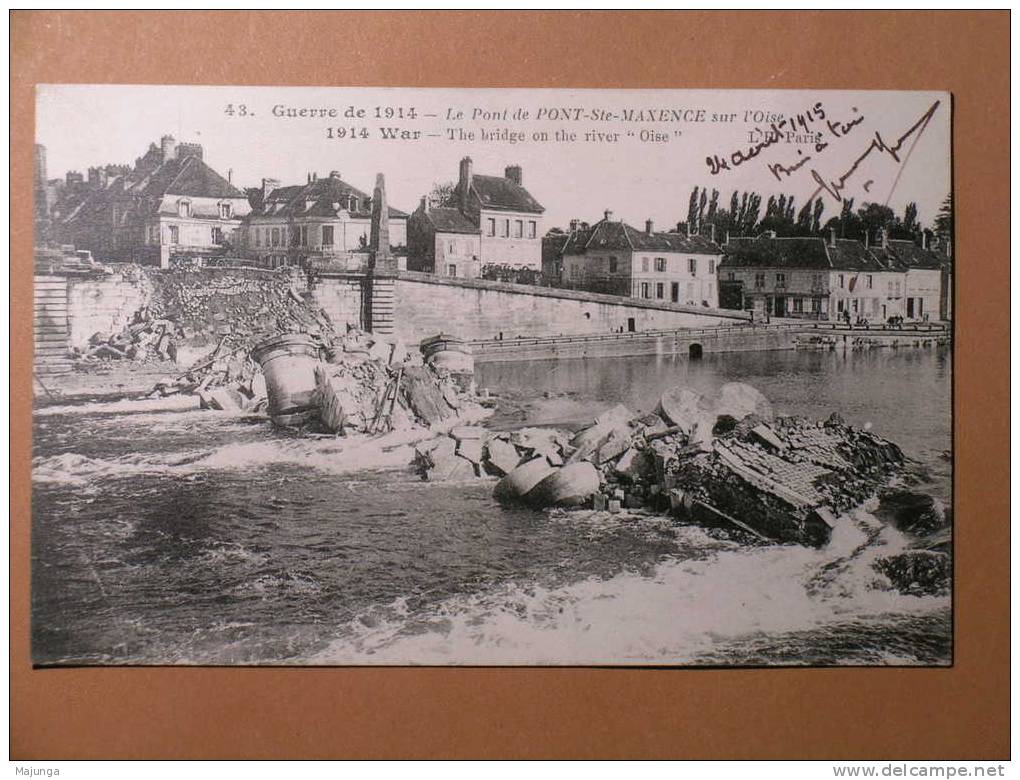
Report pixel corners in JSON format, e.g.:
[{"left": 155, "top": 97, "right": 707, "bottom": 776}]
[
  {"left": 425, "top": 207, "right": 480, "bottom": 234},
  {"left": 828, "top": 238, "right": 886, "bottom": 271},
  {"left": 720, "top": 236, "right": 832, "bottom": 270},
  {"left": 563, "top": 219, "right": 722, "bottom": 255},
  {"left": 128, "top": 156, "right": 245, "bottom": 200},
  {"left": 258, "top": 176, "right": 407, "bottom": 219},
  {"left": 878, "top": 239, "right": 950, "bottom": 271},
  {"left": 720, "top": 235, "right": 945, "bottom": 272},
  {"left": 463, "top": 174, "right": 544, "bottom": 214}
]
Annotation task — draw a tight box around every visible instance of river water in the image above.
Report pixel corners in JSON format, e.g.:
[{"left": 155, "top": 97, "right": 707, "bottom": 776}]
[{"left": 31, "top": 346, "right": 952, "bottom": 666}]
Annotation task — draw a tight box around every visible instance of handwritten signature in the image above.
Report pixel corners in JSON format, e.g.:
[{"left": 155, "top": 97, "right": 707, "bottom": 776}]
[{"left": 806, "top": 100, "right": 941, "bottom": 203}]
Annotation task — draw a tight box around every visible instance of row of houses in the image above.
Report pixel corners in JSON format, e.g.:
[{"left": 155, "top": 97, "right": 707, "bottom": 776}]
[
  {"left": 36, "top": 136, "right": 546, "bottom": 276},
  {"left": 546, "top": 212, "right": 952, "bottom": 322},
  {"left": 36, "top": 135, "right": 951, "bottom": 321}
]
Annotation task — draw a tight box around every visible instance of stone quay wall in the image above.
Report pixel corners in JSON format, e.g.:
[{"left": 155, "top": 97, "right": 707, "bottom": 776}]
[
  {"left": 64, "top": 265, "right": 153, "bottom": 352},
  {"left": 387, "top": 271, "right": 747, "bottom": 344}
]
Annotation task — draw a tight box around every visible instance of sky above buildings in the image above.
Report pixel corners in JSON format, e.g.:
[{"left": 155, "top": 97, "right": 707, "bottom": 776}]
[{"left": 37, "top": 85, "right": 951, "bottom": 232}]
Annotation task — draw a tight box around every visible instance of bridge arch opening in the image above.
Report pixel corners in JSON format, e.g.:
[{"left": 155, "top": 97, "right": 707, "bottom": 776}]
[{"left": 688, "top": 343, "right": 704, "bottom": 360}]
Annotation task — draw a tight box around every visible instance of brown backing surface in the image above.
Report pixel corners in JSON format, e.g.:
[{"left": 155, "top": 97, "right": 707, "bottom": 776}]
[{"left": 10, "top": 11, "right": 1009, "bottom": 760}]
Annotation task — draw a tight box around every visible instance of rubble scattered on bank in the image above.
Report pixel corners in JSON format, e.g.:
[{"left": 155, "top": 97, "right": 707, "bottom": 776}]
[{"left": 74, "top": 266, "right": 488, "bottom": 436}]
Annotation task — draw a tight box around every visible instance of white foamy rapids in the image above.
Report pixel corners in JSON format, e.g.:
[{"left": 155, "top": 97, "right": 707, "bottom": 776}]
[
  {"left": 31, "top": 426, "right": 446, "bottom": 485},
  {"left": 307, "top": 514, "right": 948, "bottom": 666},
  {"left": 34, "top": 395, "right": 201, "bottom": 417}
]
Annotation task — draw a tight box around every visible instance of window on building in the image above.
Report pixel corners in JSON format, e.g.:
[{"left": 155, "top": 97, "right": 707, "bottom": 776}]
[
  {"left": 811, "top": 298, "right": 821, "bottom": 313},
  {"left": 792, "top": 298, "right": 804, "bottom": 313},
  {"left": 641, "top": 282, "right": 650, "bottom": 299},
  {"left": 219, "top": 203, "right": 232, "bottom": 219},
  {"left": 448, "top": 241, "right": 456, "bottom": 254},
  {"left": 486, "top": 218, "right": 496, "bottom": 237},
  {"left": 301, "top": 226, "right": 308, "bottom": 246},
  {"left": 322, "top": 225, "right": 334, "bottom": 246},
  {"left": 527, "top": 221, "right": 537, "bottom": 239},
  {"left": 776, "top": 273, "right": 786, "bottom": 288},
  {"left": 688, "top": 258, "right": 697, "bottom": 275},
  {"left": 570, "top": 264, "right": 580, "bottom": 280},
  {"left": 447, "top": 264, "right": 457, "bottom": 277},
  {"left": 271, "top": 228, "right": 280, "bottom": 247},
  {"left": 513, "top": 220, "right": 523, "bottom": 238},
  {"left": 501, "top": 219, "right": 509, "bottom": 237},
  {"left": 348, "top": 196, "right": 358, "bottom": 212},
  {"left": 169, "top": 225, "right": 179, "bottom": 244},
  {"left": 656, "top": 282, "right": 664, "bottom": 299},
  {"left": 839, "top": 274, "right": 845, "bottom": 288},
  {"left": 754, "top": 272, "right": 765, "bottom": 289},
  {"left": 177, "top": 200, "right": 191, "bottom": 218},
  {"left": 709, "top": 259, "right": 716, "bottom": 275},
  {"left": 727, "top": 271, "right": 735, "bottom": 281},
  {"left": 642, "top": 257, "right": 649, "bottom": 272},
  {"left": 867, "top": 274, "right": 874, "bottom": 289},
  {"left": 609, "top": 257, "right": 618, "bottom": 273},
  {"left": 254, "top": 228, "right": 261, "bottom": 247},
  {"left": 291, "top": 227, "right": 301, "bottom": 247},
  {"left": 211, "top": 227, "right": 224, "bottom": 245},
  {"left": 655, "top": 257, "right": 667, "bottom": 272}
]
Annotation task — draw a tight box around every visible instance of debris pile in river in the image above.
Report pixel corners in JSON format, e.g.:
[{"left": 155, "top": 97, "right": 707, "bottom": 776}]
[
  {"left": 311, "top": 329, "right": 482, "bottom": 435},
  {"left": 416, "top": 381, "right": 921, "bottom": 548}
]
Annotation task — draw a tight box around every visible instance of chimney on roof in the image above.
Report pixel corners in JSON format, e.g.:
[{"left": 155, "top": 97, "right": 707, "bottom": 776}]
[
  {"left": 330, "top": 170, "right": 341, "bottom": 180},
  {"left": 87, "top": 166, "right": 108, "bottom": 189},
  {"left": 505, "top": 165, "right": 522, "bottom": 185},
  {"left": 176, "top": 142, "right": 203, "bottom": 160},
  {"left": 829, "top": 227, "right": 837, "bottom": 247},
  {"left": 420, "top": 196, "right": 428, "bottom": 212},
  {"left": 312, "top": 172, "right": 318, "bottom": 181},
  {"left": 160, "top": 135, "right": 176, "bottom": 163},
  {"left": 709, "top": 224, "right": 716, "bottom": 243},
  {"left": 604, "top": 209, "right": 614, "bottom": 222},
  {"left": 459, "top": 157, "right": 473, "bottom": 213},
  {"left": 921, "top": 231, "right": 928, "bottom": 250},
  {"left": 645, "top": 218, "right": 654, "bottom": 235},
  {"left": 227, "top": 168, "right": 233, "bottom": 185},
  {"left": 879, "top": 227, "right": 888, "bottom": 249},
  {"left": 569, "top": 219, "right": 580, "bottom": 232}
]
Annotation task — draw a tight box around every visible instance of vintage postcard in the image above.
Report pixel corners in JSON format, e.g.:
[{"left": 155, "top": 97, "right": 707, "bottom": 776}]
[{"left": 32, "top": 85, "right": 952, "bottom": 666}]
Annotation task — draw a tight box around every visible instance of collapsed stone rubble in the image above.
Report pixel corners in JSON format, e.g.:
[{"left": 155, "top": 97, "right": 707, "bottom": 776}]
[{"left": 76, "top": 266, "right": 485, "bottom": 433}]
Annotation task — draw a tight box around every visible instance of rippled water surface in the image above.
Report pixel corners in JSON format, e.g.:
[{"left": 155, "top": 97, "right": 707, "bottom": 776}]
[{"left": 32, "top": 346, "right": 952, "bottom": 666}]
